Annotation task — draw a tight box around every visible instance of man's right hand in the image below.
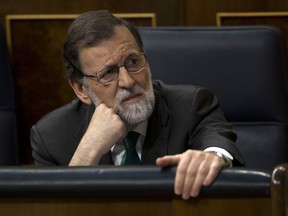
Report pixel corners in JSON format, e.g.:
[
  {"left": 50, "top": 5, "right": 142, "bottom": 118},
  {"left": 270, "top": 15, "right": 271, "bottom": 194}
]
[{"left": 69, "top": 103, "right": 126, "bottom": 166}]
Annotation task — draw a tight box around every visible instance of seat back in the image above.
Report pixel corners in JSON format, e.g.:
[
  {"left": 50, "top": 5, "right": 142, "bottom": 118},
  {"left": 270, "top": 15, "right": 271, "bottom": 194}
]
[
  {"left": 0, "top": 24, "right": 18, "bottom": 165},
  {"left": 140, "top": 26, "right": 288, "bottom": 169}
]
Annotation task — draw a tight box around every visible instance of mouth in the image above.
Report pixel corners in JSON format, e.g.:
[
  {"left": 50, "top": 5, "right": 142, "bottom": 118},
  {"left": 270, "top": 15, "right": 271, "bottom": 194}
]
[{"left": 122, "top": 93, "right": 142, "bottom": 104}]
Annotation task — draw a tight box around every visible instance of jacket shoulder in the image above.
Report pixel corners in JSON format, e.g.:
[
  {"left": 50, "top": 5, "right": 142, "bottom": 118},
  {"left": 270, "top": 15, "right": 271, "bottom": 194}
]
[
  {"left": 152, "top": 80, "right": 214, "bottom": 104},
  {"left": 34, "top": 99, "right": 90, "bottom": 131}
]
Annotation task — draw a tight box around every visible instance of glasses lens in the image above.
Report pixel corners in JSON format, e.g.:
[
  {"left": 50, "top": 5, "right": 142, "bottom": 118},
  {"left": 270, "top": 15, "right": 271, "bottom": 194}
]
[
  {"left": 98, "top": 66, "right": 119, "bottom": 83},
  {"left": 124, "top": 54, "right": 146, "bottom": 72},
  {"left": 96, "top": 53, "right": 146, "bottom": 84}
]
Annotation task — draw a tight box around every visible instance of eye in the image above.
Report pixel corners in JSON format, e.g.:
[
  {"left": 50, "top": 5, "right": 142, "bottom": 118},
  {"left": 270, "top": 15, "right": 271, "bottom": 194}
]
[
  {"left": 98, "top": 66, "right": 119, "bottom": 83},
  {"left": 125, "top": 55, "right": 139, "bottom": 68}
]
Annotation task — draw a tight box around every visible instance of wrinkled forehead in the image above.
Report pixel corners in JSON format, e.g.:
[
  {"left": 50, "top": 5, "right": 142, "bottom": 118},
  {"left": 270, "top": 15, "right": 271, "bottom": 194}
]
[
  {"left": 78, "top": 26, "right": 141, "bottom": 71},
  {"left": 78, "top": 25, "right": 139, "bottom": 50}
]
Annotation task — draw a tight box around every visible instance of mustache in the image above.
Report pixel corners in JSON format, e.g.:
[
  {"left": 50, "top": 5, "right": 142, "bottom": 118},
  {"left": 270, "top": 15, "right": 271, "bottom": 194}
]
[{"left": 115, "top": 85, "right": 144, "bottom": 102}]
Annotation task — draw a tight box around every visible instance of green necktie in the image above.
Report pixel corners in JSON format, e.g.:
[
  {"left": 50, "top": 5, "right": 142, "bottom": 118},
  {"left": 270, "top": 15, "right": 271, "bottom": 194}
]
[{"left": 121, "top": 131, "right": 140, "bottom": 165}]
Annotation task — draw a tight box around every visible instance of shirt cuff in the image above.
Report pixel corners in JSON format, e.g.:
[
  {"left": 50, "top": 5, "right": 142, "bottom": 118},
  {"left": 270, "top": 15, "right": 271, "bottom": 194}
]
[{"left": 204, "top": 147, "right": 234, "bottom": 167}]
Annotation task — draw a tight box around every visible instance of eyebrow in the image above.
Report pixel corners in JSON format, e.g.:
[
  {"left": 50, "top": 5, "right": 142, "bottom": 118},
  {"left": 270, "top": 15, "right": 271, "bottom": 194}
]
[
  {"left": 95, "top": 52, "right": 139, "bottom": 75},
  {"left": 96, "top": 63, "right": 118, "bottom": 76}
]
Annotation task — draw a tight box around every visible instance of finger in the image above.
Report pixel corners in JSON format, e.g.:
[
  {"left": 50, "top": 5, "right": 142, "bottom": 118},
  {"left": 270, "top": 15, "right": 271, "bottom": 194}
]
[
  {"left": 181, "top": 152, "right": 206, "bottom": 199},
  {"left": 203, "top": 161, "right": 223, "bottom": 186},
  {"left": 189, "top": 161, "right": 210, "bottom": 197},
  {"left": 156, "top": 155, "right": 181, "bottom": 167},
  {"left": 174, "top": 153, "right": 192, "bottom": 197}
]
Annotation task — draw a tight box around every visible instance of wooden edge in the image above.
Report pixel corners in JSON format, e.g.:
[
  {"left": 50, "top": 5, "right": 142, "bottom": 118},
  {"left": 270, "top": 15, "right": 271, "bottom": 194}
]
[
  {"left": 5, "top": 13, "right": 157, "bottom": 58},
  {"left": 271, "top": 163, "right": 288, "bottom": 216},
  {"left": 113, "top": 13, "right": 157, "bottom": 26},
  {"left": 216, "top": 12, "right": 288, "bottom": 26},
  {"left": 5, "top": 13, "right": 156, "bottom": 22},
  {"left": 5, "top": 16, "right": 12, "bottom": 60}
]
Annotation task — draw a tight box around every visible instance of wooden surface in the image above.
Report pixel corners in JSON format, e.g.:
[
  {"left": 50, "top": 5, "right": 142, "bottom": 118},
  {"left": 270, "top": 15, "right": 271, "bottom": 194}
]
[
  {"left": 0, "top": 0, "right": 184, "bottom": 27},
  {"left": 271, "top": 163, "right": 288, "bottom": 216},
  {"left": 185, "top": 0, "right": 288, "bottom": 26},
  {"left": 0, "top": 197, "right": 271, "bottom": 216}
]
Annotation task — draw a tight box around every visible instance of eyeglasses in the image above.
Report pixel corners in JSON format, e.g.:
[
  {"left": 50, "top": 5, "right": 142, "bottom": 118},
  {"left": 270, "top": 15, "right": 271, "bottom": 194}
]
[{"left": 80, "top": 53, "right": 147, "bottom": 84}]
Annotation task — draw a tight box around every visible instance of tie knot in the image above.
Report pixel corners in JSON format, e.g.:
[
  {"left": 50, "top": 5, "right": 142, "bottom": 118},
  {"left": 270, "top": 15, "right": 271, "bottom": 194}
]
[{"left": 122, "top": 131, "right": 139, "bottom": 150}]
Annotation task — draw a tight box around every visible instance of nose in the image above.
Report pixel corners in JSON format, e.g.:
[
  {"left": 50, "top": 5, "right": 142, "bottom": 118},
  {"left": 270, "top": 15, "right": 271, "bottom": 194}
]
[{"left": 118, "top": 66, "right": 135, "bottom": 89}]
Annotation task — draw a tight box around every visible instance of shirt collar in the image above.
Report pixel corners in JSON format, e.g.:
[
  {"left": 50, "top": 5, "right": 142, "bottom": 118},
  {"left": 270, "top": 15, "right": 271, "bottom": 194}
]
[{"left": 132, "top": 120, "right": 148, "bottom": 137}]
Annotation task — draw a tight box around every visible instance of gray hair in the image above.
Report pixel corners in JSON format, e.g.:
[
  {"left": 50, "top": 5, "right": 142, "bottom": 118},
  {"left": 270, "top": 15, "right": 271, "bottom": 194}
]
[{"left": 62, "top": 10, "right": 144, "bottom": 81}]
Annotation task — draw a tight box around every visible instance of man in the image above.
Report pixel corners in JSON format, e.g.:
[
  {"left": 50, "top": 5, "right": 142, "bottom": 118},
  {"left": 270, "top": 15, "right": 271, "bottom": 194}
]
[{"left": 31, "top": 10, "right": 244, "bottom": 200}]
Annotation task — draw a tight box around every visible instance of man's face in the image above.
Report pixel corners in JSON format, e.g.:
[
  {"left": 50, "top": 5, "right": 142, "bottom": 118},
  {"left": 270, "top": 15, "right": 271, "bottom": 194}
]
[{"left": 78, "top": 26, "right": 155, "bottom": 125}]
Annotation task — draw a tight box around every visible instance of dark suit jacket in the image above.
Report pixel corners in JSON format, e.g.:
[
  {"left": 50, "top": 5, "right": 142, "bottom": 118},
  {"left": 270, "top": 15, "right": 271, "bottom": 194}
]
[{"left": 31, "top": 81, "right": 245, "bottom": 166}]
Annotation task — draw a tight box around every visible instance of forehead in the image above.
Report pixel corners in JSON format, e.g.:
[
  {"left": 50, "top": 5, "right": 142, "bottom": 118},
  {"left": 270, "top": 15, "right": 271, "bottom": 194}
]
[
  {"left": 83, "top": 26, "right": 139, "bottom": 57},
  {"left": 78, "top": 26, "right": 140, "bottom": 71}
]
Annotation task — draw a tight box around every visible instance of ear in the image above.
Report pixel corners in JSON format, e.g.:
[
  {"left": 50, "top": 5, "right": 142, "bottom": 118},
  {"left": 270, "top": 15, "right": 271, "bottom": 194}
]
[{"left": 69, "top": 79, "right": 93, "bottom": 105}]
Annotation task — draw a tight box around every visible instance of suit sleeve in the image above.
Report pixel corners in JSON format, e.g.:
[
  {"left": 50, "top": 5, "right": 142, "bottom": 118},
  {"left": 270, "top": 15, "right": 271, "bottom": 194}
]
[
  {"left": 188, "top": 87, "right": 245, "bottom": 166},
  {"left": 31, "top": 125, "right": 58, "bottom": 166}
]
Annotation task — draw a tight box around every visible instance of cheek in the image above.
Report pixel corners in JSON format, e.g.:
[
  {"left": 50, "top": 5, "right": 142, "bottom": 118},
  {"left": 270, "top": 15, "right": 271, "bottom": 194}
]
[
  {"left": 136, "top": 69, "right": 152, "bottom": 90},
  {"left": 90, "top": 83, "right": 118, "bottom": 105}
]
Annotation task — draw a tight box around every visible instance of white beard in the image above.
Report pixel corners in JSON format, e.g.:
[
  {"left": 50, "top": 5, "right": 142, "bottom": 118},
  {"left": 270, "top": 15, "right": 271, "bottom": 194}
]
[{"left": 87, "top": 82, "right": 155, "bottom": 126}]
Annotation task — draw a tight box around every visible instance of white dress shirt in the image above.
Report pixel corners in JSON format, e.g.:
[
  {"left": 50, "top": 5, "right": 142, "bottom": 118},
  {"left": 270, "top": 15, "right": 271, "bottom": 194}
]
[
  {"left": 111, "top": 120, "right": 233, "bottom": 166},
  {"left": 111, "top": 121, "right": 147, "bottom": 165}
]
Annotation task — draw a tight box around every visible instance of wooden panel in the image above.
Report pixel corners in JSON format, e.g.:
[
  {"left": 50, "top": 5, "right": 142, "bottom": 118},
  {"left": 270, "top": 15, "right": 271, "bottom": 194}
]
[
  {"left": 185, "top": 0, "right": 288, "bottom": 26},
  {"left": 0, "top": 0, "right": 184, "bottom": 27},
  {"left": 185, "top": 0, "right": 269, "bottom": 26},
  {"left": 217, "top": 12, "right": 288, "bottom": 26},
  {"left": 173, "top": 197, "right": 272, "bottom": 216},
  {"left": 0, "top": 197, "right": 271, "bottom": 216},
  {"left": 0, "top": 197, "right": 171, "bottom": 216},
  {"left": 5, "top": 13, "right": 156, "bottom": 164}
]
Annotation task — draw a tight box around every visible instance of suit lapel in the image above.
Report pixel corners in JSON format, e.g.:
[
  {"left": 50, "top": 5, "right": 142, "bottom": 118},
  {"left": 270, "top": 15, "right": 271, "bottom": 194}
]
[{"left": 141, "top": 88, "right": 171, "bottom": 164}]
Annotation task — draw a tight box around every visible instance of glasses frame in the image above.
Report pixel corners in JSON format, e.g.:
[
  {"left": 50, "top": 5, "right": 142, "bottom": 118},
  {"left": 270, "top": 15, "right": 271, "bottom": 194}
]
[{"left": 69, "top": 52, "right": 147, "bottom": 85}]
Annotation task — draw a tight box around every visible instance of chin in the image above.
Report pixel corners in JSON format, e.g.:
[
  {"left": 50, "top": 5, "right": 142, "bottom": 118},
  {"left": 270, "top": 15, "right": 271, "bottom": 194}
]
[{"left": 118, "top": 98, "right": 155, "bottom": 126}]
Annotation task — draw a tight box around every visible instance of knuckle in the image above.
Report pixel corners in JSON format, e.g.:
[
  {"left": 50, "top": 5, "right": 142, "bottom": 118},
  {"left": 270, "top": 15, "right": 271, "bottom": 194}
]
[
  {"left": 186, "top": 169, "right": 196, "bottom": 177},
  {"left": 198, "top": 167, "right": 208, "bottom": 176},
  {"left": 177, "top": 166, "right": 187, "bottom": 176},
  {"left": 185, "top": 149, "right": 194, "bottom": 156},
  {"left": 210, "top": 162, "right": 222, "bottom": 172}
]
